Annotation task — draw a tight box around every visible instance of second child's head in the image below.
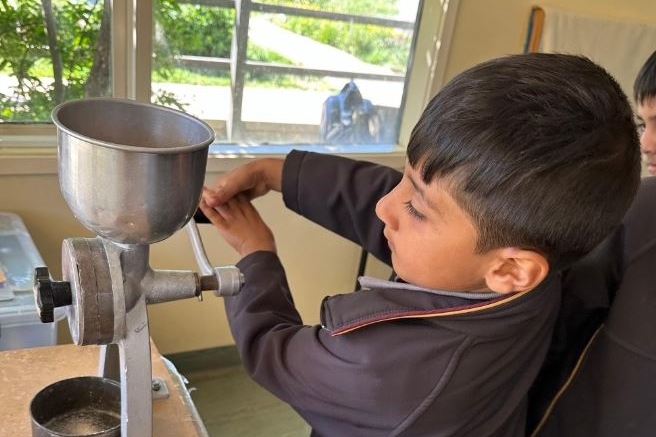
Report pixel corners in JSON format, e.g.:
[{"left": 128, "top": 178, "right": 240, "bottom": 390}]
[
  {"left": 634, "top": 50, "right": 656, "bottom": 175},
  {"left": 376, "top": 53, "right": 640, "bottom": 294}
]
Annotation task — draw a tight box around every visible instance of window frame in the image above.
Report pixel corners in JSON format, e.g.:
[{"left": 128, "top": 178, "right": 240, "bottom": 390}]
[{"left": 0, "top": 0, "right": 460, "bottom": 174}]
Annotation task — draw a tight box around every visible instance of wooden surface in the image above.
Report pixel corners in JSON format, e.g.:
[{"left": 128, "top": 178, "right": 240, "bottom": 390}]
[{"left": 0, "top": 341, "right": 207, "bottom": 437}]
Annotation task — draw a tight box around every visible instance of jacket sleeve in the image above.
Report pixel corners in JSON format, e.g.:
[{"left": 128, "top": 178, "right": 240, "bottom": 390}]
[
  {"left": 224, "top": 251, "right": 338, "bottom": 408},
  {"left": 282, "top": 149, "right": 402, "bottom": 265},
  {"left": 224, "top": 250, "right": 459, "bottom": 433}
]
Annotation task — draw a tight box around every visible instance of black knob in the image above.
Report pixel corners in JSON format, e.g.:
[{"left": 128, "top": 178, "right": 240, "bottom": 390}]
[{"left": 33, "top": 267, "right": 72, "bottom": 323}]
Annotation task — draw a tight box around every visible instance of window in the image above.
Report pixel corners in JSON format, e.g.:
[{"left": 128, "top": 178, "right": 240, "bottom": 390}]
[{"left": 0, "top": 0, "right": 456, "bottom": 156}]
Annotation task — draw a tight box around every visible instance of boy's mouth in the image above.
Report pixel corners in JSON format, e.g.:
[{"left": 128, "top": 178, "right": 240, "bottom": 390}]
[
  {"left": 646, "top": 160, "right": 656, "bottom": 175},
  {"left": 383, "top": 230, "right": 395, "bottom": 252}
]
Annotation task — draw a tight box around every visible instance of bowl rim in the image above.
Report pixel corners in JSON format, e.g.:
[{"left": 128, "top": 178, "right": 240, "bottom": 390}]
[
  {"left": 51, "top": 97, "right": 215, "bottom": 154},
  {"left": 30, "top": 375, "right": 121, "bottom": 434}
]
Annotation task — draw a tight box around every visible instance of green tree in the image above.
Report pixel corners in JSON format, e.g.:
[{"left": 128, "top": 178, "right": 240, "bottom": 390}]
[
  {"left": 0, "top": 0, "right": 50, "bottom": 121},
  {"left": 0, "top": 0, "right": 106, "bottom": 122},
  {"left": 0, "top": 0, "right": 235, "bottom": 121}
]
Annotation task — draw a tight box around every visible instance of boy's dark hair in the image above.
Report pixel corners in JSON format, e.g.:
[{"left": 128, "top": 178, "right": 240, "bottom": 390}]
[
  {"left": 407, "top": 53, "right": 640, "bottom": 269},
  {"left": 634, "top": 50, "right": 656, "bottom": 105}
]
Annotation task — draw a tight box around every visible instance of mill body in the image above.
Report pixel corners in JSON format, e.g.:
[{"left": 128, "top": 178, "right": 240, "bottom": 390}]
[{"left": 33, "top": 98, "right": 242, "bottom": 437}]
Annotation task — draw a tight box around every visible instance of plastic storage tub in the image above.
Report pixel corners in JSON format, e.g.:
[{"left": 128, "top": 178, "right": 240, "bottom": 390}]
[{"left": 0, "top": 212, "right": 65, "bottom": 351}]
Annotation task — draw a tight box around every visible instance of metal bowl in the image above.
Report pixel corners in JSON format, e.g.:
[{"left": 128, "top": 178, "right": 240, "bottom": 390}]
[
  {"left": 52, "top": 98, "right": 214, "bottom": 245},
  {"left": 30, "top": 376, "right": 121, "bottom": 437}
]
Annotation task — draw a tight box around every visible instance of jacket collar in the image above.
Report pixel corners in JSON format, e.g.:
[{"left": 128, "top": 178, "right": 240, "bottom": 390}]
[{"left": 320, "top": 276, "right": 553, "bottom": 336}]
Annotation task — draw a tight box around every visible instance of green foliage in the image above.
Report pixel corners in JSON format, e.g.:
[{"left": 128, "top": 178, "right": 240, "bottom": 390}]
[
  {"left": 261, "top": 0, "right": 398, "bottom": 16},
  {"left": 0, "top": 0, "right": 48, "bottom": 74},
  {"left": 0, "top": 0, "right": 102, "bottom": 121},
  {"left": 283, "top": 19, "right": 410, "bottom": 71},
  {"left": 152, "top": 68, "right": 230, "bottom": 87},
  {"left": 155, "top": 1, "right": 233, "bottom": 58},
  {"left": 153, "top": 2, "right": 234, "bottom": 92},
  {"left": 0, "top": 0, "right": 410, "bottom": 122},
  {"left": 54, "top": 1, "right": 101, "bottom": 82},
  {"left": 245, "top": 44, "right": 305, "bottom": 86},
  {"left": 268, "top": 0, "right": 410, "bottom": 72},
  {"left": 0, "top": 0, "right": 50, "bottom": 121}
]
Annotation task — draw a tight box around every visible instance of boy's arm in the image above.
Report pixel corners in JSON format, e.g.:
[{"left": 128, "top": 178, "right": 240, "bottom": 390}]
[
  {"left": 282, "top": 150, "right": 401, "bottom": 265},
  {"left": 224, "top": 250, "right": 435, "bottom": 431},
  {"left": 200, "top": 150, "right": 401, "bottom": 265}
]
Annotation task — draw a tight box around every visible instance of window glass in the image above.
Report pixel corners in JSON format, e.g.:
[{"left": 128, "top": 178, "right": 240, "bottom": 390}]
[
  {"left": 0, "top": 0, "right": 110, "bottom": 123},
  {"left": 0, "top": 0, "right": 426, "bottom": 153},
  {"left": 152, "top": 0, "right": 421, "bottom": 147}
]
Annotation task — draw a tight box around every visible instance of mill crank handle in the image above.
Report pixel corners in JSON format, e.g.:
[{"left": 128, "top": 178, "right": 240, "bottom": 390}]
[{"left": 185, "top": 218, "right": 243, "bottom": 297}]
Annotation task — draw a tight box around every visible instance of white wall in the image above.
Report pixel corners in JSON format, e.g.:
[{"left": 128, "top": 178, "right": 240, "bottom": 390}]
[{"left": 439, "top": 0, "right": 656, "bottom": 94}]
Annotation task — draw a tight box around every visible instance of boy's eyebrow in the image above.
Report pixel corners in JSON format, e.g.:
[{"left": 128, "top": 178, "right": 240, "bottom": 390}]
[{"left": 407, "top": 171, "right": 436, "bottom": 209}]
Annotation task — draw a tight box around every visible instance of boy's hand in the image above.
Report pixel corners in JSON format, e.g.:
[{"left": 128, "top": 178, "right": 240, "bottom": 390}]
[
  {"left": 204, "top": 158, "right": 284, "bottom": 207},
  {"left": 199, "top": 195, "right": 276, "bottom": 258}
]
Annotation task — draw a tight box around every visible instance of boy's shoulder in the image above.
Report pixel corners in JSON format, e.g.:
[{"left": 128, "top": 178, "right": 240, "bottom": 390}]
[{"left": 320, "top": 276, "right": 560, "bottom": 336}]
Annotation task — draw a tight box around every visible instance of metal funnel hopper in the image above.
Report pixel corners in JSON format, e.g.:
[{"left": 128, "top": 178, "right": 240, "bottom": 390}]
[{"left": 52, "top": 98, "right": 214, "bottom": 245}]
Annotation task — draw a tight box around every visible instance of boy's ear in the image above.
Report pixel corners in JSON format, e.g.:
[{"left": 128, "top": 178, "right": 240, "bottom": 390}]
[{"left": 484, "top": 248, "right": 549, "bottom": 294}]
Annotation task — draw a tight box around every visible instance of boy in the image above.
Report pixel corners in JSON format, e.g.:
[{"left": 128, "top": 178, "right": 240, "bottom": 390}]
[
  {"left": 199, "top": 53, "right": 640, "bottom": 436},
  {"left": 634, "top": 49, "right": 656, "bottom": 176},
  {"left": 524, "top": 49, "right": 656, "bottom": 437}
]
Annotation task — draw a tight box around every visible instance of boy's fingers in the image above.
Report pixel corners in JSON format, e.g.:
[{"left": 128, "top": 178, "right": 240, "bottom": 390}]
[
  {"left": 202, "top": 185, "right": 228, "bottom": 208},
  {"left": 205, "top": 168, "right": 256, "bottom": 207},
  {"left": 199, "top": 200, "right": 226, "bottom": 228},
  {"left": 207, "top": 183, "right": 234, "bottom": 207}
]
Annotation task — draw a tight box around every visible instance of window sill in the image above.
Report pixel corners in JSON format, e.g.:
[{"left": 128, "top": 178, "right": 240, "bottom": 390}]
[
  {"left": 0, "top": 143, "right": 406, "bottom": 176},
  {"left": 206, "top": 143, "right": 406, "bottom": 172}
]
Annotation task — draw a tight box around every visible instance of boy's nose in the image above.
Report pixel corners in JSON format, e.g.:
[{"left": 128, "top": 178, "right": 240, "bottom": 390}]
[
  {"left": 641, "top": 129, "right": 656, "bottom": 154},
  {"left": 375, "top": 193, "right": 394, "bottom": 229}
]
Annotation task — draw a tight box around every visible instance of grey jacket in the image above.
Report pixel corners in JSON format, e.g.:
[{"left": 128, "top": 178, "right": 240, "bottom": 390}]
[{"left": 224, "top": 150, "right": 561, "bottom": 436}]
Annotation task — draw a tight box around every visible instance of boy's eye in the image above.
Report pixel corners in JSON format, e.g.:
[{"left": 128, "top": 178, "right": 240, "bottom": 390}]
[
  {"left": 404, "top": 200, "right": 426, "bottom": 220},
  {"left": 637, "top": 122, "right": 646, "bottom": 136}
]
